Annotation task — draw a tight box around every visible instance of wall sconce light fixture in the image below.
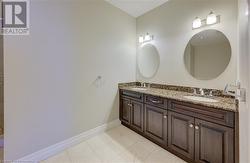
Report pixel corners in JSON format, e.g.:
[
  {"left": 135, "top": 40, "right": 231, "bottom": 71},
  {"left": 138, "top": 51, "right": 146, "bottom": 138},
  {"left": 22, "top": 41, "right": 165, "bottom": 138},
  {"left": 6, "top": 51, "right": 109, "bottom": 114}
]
[
  {"left": 138, "top": 33, "right": 153, "bottom": 43},
  {"left": 192, "top": 17, "right": 202, "bottom": 29},
  {"left": 192, "top": 11, "right": 220, "bottom": 30},
  {"left": 139, "top": 36, "right": 144, "bottom": 43},
  {"left": 206, "top": 12, "right": 217, "bottom": 25}
]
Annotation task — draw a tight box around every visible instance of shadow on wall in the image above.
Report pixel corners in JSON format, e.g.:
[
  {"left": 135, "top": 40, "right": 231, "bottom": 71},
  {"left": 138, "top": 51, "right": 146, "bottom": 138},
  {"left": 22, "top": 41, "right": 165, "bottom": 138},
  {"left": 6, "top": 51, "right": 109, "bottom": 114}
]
[
  {"left": 92, "top": 76, "right": 120, "bottom": 123},
  {"left": 107, "top": 90, "right": 119, "bottom": 123}
]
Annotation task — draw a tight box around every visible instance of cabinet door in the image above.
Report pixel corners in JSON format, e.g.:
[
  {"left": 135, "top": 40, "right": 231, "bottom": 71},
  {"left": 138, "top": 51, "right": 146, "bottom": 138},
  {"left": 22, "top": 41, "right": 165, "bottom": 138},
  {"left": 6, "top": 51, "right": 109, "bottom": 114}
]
[
  {"left": 144, "top": 104, "right": 167, "bottom": 146},
  {"left": 195, "top": 119, "right": 234, "bottom": 163},
  {"left": 130, "top": 100, "right": 144, "bottom": 132},
  {"left": 120, "top": 98, "right": 131, "bottom": 125},
  {"left": 168, "top": 111, "right": 195, "bottom": 160}
]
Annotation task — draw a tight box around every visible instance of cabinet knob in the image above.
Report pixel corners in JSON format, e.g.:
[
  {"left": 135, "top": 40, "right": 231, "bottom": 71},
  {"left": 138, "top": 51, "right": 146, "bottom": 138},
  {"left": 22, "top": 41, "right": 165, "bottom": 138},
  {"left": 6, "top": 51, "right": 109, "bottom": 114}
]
[
  {"left": 195, "top": 126, "right": 199, "bottom": 130},
  {"left": 128, "top": 103, "right": 132, "bottom": 107},
  {"left": 163, "top": 115, "right": 167, "bottom": 119},
  {"left": 189, "top": 124, "right": 194, "bottom": 128}
]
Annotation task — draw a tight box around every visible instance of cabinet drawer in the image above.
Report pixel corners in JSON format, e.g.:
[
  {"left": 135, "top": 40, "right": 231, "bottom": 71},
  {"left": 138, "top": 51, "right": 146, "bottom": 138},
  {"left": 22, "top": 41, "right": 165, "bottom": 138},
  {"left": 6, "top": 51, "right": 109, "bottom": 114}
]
[
  {"left": 145, "top": 94, "right": 167, "bottom": 109},
  {"left": 169, "top": 100, "right": 235, "bottom": 128},
  {"left": 120, "top": 90, "right": 143, "bottom": 102}
]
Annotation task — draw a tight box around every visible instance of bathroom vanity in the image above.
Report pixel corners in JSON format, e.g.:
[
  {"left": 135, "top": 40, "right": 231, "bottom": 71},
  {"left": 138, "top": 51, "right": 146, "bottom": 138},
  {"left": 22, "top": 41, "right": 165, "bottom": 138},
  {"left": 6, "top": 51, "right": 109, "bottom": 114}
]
[{"left": 119, "top": 84, "right": 238, "bottom": 163}]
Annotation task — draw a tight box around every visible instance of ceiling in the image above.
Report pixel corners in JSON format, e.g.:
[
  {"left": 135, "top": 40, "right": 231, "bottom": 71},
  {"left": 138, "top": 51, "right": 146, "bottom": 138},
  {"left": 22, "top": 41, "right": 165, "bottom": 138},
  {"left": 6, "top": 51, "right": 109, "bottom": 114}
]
[{"left": 105, "top": 0, "right": 169, "bottom": 17}]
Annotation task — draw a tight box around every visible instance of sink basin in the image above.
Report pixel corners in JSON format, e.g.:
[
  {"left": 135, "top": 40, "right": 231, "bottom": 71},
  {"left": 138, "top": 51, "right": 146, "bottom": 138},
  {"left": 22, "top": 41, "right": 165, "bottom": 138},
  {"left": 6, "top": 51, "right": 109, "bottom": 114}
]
[
  {"left": 131, "top": 87, "right": 148, "bottom": 91},
  {"left": 183, "top": 96, "right": 218, "bottom": 103}
]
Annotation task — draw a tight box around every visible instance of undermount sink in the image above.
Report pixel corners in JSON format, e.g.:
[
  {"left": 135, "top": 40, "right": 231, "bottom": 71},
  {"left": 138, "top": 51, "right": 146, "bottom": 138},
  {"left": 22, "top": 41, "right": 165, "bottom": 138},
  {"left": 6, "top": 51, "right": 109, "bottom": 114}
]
[
  {"left": 131, "top": 87, "right": 148, "bottom": 91},
  {"left": 183, "top": 96, "right": 219, "bottom": 103}
]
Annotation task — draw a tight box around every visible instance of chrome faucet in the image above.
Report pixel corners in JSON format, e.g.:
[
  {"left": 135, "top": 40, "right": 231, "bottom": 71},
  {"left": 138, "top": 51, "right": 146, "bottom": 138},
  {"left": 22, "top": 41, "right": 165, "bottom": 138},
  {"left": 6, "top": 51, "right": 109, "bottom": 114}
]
[
  {"left": 199, "top": 88, "right": 205, "bottom": 96},
  {"left": 141, "top": 82, "right": 147, "bottom": 88},
  {"left": 208, "top": 90, "right": 214, "bottom": 97},
  {"left": 192, "top": 88, "right": 197, "bottom": 95},
  {"left": 193, "top": 88, "right": 214, "bottom": 97}
]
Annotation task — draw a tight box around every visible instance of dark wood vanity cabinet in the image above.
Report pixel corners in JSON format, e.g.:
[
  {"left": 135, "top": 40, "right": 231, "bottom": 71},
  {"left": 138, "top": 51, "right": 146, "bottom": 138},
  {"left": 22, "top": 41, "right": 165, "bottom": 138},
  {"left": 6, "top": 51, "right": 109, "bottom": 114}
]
[
  {"left": 120, "top": 98, "right": 131, "bottom": 125},
  {"left": 130, "top": 100, "right": 144, "bottom": 132},
  {"left": 168, "top": 111, "right": 234, "bottom": 163},
  {"left": 119, "top": 89, "right": 237, "bottom": 163},
  {"left": 120, "top": 97, "right": 144, "bottom": 132},
  {"left": 120, "top": 90, "right": 144, "bottom": 133},
  {"left": 144, "top": 104, "right": 168, "bottom": 146},
  {"left": 168, "top": 111, "right": 195, "bottom": 161},
  {"left": 168, "top": 100, "right": 236, "bottom": 163},
  {"left": 195, "top": 119, "right": 234, "bottom": 163}
]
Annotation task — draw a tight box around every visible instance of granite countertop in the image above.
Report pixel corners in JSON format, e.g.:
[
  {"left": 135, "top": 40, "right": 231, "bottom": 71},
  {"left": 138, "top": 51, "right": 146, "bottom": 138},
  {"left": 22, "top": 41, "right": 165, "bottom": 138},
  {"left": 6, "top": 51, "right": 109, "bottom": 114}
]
[{"left": 119, "top": 86, "right": 238, "bottom": 112}]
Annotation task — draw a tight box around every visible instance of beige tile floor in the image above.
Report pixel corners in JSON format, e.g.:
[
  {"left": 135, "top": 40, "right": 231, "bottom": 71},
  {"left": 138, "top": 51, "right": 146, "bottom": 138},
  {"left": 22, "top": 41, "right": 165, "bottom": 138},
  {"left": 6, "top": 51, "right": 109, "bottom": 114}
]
[
  {"left": 0, "top": 147, "right": 3, "bottom": 161},
  {"left": 41, "top": 125, "right": 186, "bottom": 163}
]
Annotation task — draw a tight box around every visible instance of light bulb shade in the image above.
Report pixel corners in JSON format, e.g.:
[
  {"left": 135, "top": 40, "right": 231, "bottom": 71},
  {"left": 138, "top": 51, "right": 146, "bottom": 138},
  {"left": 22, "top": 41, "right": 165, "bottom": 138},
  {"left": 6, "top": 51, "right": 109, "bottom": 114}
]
[
  {"left": 192, "top": 17, "right": 202, "bottom": 29},
  {"left": 139, "top": 36, "right": 144, "bottom": 43},
  {"left": 206, "top": 12, "right": 217, "bottom": 25},
  {"left": 144, "top": 33, "right": 151, "bottom": 41}
]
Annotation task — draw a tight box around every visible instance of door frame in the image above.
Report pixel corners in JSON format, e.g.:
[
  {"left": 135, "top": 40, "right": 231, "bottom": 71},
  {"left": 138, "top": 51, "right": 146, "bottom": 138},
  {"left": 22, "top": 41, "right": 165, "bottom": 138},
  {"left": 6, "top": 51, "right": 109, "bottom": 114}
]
[{"left": 238, "top": 0, "right": 250, "bottom": 162}]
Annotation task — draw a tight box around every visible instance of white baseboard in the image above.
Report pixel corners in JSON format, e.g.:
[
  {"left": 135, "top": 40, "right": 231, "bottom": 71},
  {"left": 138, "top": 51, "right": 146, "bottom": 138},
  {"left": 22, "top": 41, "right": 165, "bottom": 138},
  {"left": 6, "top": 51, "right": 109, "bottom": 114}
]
[{"left": 17, "top": 119, "right": 121, "bottom": 163}]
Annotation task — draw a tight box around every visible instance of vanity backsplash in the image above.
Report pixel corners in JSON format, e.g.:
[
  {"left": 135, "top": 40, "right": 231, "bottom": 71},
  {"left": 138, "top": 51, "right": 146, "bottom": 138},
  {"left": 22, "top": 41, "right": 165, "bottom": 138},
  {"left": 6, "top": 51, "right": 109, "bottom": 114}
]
[{"left": 119, "top": 82, "right": 235, "bottom": 98}]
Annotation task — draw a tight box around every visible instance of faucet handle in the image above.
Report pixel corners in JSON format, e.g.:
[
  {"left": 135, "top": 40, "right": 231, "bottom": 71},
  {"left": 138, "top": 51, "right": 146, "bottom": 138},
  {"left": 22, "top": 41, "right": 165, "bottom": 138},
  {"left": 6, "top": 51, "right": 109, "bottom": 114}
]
[
  {"left": 209, "top": 90, "right": 214, "bottom": 97},
  {"left": 192, "top": 88, "right": 197, "bottom": 95},
  {"left": 141, "top": 82, "right": 147, "bottom": 88},
  {"left": 199, "top": 88, "right": 205, "bottom": 96}
]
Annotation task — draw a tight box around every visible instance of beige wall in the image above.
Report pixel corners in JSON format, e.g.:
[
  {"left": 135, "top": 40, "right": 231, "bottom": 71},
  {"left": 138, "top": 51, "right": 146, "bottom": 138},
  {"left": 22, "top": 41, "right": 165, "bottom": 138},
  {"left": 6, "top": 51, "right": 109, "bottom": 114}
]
[
  {"left": 238, "top": 0, "right": 250, "bottom": 162},
  {"left": 0, "top": 1, "right": 3, "bottom": 134},
  {"left": 249, "top": 6, "right": 250, "bottom": 162},
  {"left": 0, "top": 26, "right": 3, "bottom": 134},
  {"left": 136, "top": 0, "right": 238, "bottom": 89},
  {"left": 0, "top": 36, "right": 4, "bottom": 135},
  {"left": 4, "top": 0, "right": 136, "bottom": 160}
]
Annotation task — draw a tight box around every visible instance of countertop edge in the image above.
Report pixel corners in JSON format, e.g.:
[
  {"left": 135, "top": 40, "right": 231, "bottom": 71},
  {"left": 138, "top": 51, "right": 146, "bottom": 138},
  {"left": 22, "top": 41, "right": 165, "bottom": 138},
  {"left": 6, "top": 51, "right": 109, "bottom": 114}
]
[{"left": 119, "top": 87, "right": 238, "bottom": 113}]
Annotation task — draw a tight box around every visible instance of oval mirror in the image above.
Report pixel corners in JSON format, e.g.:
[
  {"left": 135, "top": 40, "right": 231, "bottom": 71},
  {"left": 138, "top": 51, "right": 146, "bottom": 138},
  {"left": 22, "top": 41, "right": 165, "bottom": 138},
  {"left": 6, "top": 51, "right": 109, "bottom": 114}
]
[
  {"left": 184, "top": 30, "right": 231, "bottom": 80},
  {"left": 138, "top": 44, "right": 160, "bottom": 78}
]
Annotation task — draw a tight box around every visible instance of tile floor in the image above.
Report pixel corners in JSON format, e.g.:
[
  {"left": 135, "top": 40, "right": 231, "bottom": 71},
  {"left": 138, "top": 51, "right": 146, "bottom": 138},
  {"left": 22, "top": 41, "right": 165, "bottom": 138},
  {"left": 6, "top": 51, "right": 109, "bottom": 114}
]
[
  {"left": 41, "top": 125, "right": 186, "bottom": 163},
  {"left": 0, "top": 147, "right": 3, "bottom": 161}
]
